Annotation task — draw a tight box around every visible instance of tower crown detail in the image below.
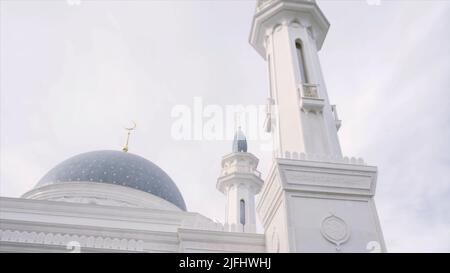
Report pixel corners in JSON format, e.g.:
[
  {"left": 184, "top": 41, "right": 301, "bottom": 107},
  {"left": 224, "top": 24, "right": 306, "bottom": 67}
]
[{"left": 250, "top": 0, "right": 329, "bottom": 58}]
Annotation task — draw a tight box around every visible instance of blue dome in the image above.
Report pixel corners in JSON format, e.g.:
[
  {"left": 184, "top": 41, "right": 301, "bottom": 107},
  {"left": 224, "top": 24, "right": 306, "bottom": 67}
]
[{"left": 35, "top": 150, "right": 186, "bottom": 211}]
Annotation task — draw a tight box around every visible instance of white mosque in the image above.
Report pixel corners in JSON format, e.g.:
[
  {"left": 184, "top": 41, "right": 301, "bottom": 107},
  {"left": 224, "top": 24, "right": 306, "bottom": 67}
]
[{"left": 0, "top": 0, "right": 386, "bottom": 253}]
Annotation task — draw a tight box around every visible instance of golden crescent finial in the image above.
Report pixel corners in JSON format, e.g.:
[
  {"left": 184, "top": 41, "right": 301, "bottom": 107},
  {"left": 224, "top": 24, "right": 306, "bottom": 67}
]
[
  {"left": 125, "top": 121, "right": 137, "bottom": 131},
  {"left": 122, "top": 121, "right": 136, "bottom": 152}
]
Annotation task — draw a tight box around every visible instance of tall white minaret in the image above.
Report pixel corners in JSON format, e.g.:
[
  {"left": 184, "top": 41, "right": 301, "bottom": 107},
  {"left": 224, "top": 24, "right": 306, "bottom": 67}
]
[
  {"left": 250, "top": 0, "right": 386, "bottom": 252},
  {"left": 217, "top": 128, "right": 263, "bottom": 233},
  {"left": 254, "top": 0, "right": 342, "bottom": 158}
]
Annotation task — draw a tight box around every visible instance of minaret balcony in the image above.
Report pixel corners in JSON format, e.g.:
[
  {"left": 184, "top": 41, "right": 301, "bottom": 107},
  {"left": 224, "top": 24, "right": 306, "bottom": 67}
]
[{"left": 299, "top": 83, "right": 325, "bottom": 112}]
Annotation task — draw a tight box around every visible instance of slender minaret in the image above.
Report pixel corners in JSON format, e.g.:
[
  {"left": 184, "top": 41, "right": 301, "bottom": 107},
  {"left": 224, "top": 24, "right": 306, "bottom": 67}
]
[
  {"left": 217, "top": 128, "right": 263, "bottom": 233},
  {"left": 250, "top": 0, "right": 386, "bottom": 252},
  {"left": 254, "top": 0, "right": 341, "bottom": 158}
]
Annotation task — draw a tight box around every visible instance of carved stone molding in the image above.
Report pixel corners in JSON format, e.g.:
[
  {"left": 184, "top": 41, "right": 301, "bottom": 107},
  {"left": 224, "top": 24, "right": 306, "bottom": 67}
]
[
  {"left": 0, "top": 229, "right": 145, "bottom": 252},
  {"left": 285, "top": 171, "right": 372, "bottom": 189}
]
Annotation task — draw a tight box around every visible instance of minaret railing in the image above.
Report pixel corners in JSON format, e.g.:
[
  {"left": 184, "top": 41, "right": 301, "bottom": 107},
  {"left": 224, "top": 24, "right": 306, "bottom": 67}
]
[
  {"left": 298, "top": 83, "right": 324, "bottom": 112},
  {"left": 301, "top": 83, "right": 319, "bottom": 99}
]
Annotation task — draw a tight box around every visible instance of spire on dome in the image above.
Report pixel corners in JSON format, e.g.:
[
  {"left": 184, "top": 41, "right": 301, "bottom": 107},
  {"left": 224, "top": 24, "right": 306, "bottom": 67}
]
[
  {"left": 122, "top": 121, "right": 136, "bottom": 153},
  {"left": 232, "top": 127, "right": 247, "bottom": 153}
]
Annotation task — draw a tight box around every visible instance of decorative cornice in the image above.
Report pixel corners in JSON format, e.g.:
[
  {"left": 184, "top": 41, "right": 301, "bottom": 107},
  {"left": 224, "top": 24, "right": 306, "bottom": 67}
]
[{"left": 0, "top": 229, "right": 145, "bottom": 252}]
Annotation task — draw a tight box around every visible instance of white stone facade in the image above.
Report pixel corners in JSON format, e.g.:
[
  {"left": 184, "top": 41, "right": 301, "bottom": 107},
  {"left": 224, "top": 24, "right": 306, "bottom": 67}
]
[
  {"left": 0, "top": 194, "right": 265, "bottom": 253},
  {"left": 0, "top": 0, "right": 385, "bottom": 253}
]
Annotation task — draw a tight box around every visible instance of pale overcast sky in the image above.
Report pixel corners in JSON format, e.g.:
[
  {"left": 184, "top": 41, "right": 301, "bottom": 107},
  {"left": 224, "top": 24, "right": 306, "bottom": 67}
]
[{"left": 1, "top": 0, "right": 449, "bottom": 252}]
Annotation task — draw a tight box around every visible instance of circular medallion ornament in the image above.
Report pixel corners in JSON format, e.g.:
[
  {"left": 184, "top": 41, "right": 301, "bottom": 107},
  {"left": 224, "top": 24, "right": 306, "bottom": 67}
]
[{"left": 320, "top": 214, "right": 350, "bottom": 251}]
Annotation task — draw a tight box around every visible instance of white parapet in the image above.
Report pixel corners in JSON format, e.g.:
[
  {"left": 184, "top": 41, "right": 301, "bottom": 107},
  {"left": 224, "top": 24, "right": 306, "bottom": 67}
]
[{"left": 280, "top": 151, "right": 366, "bottom": 166}]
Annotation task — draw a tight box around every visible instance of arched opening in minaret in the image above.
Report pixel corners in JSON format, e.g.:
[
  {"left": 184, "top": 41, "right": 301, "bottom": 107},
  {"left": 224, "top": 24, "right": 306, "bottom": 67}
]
[
  {"left": 240, "top": 199, "right": 246, "bottom": 230},
  {"left": 295, "top": 40, "right": 309, "bottom": 84}
]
